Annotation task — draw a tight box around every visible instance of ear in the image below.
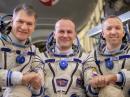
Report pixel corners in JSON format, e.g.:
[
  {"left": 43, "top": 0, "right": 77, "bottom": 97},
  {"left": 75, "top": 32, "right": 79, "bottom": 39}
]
[
  {"left": 123, "top": 31, "right": 125, "bottom": 37},
  {"left": 101, "top": 31, "right": 104, "bottom": 38},
  {"left": 73, "top": 31, "right": 77, "bottom": 38},
  {"left": 10, "top": 17, "right": 13, "bottom": 26},
  {"left": 10, "top": 20, "right": 13, "bottom": 27},
  {"left": 53, "top": 31, "right": 55, "bottom": 39},
  {"left": 100, "top": 31, "right": 105, "bottom": 40}
]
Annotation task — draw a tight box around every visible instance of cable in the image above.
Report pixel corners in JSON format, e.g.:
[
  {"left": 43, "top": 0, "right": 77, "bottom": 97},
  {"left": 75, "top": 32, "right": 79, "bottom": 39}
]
[{"left": 0, "top": 14, "right": 12, "bottom": 34}]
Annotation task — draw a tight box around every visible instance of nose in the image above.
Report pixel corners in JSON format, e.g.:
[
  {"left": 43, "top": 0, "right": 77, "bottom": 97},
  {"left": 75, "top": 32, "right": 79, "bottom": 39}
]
[
  {"left": 111, "top": 28, "right": 117, "bottom": 34},
  {"left": 21, "top": 23, "right": 28, "bottom": 30},
  {"left": 63, "top": 31, "right": 68, "bottom": 37}
]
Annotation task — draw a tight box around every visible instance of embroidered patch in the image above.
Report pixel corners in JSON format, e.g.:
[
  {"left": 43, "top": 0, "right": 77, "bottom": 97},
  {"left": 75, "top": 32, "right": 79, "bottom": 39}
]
[{"left": 56, "top": 79, "right": 68, "bottom": 87}]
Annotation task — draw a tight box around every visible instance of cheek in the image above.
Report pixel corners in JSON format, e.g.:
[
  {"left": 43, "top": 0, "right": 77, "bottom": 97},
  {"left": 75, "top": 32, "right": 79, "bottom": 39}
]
[
  {"left": 122, "top": 32, "right": 125, "bottom": 37},
  {"left": 103, "top": 32, "right": 109, "bottom": 37},
  {"left": 29, "top": 27, "right": 35, "bottom": 33},
  {"left": 103, "top": 34, "right": 107, "bottom": 38},
  {"left": 70, "top": 33, "right": 76, "bottom": 39},
  {"left": 54, "top": 36, "right": 60, "bottom": 43},
  {"left": 56, "top": 35, "right": 61, "bottom": 39},
  {"left": 11, "top": 25, "right": 17, "bottom": 33}
]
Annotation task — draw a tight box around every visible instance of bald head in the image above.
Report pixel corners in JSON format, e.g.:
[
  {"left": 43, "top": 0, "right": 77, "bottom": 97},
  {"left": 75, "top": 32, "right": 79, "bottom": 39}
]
[
  {"left": 55, "top": 18, "right": 76, "bottom": 32},
  {"left": 54, "top": 18, "right": 77, "bottom": 51},
  {"left": 101, "top": 15, "right": 125, "bottom": 49},
  {"left": 102, "top": 16, "right": 123, "bottom": 31}
]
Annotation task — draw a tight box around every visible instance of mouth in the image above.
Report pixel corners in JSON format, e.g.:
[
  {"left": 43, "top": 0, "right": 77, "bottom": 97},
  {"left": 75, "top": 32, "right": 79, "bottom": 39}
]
[
  {"left": 110, "top": 37, "right": 117, "bottom": 38},
  {"left": 61, "top": 40, "right": 70, "bottom": 43},
  {"left": 110, "top": 36, "right": 118, "bottom": 38},
  {"left": 18, "top": 30, "right": 28, "bottom": 34},
  {"left": 61, "top": 38, "right": 70, "bottom": 41}
]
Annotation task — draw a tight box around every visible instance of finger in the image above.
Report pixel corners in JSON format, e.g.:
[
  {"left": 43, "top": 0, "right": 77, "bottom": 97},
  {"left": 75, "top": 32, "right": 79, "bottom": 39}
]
[
  {"left": 32, "top": 82, "right": 41, "bottom": 89},
  {"left": 95, "top": 76, "right": 104, "bottom": 87},
  {"left": 99, "top": 76, "right": 106, "bottom": 87},
  {"left": 90, "top": 78, "right": 99, "bottom": 88}
]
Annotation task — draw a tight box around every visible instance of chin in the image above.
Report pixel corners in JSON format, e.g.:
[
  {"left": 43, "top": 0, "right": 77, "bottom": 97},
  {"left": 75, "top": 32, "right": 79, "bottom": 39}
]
[
  {"left": 61, "top": 45, "right": 71, "bottom": 49},
  {"left": 19, "top": 38, "right": 26, "bottom": 41},
  {"left": 111, "top": 42, "right": 119, "bottom": 46},
  {"left": 17, "top": 37, "right": 27, "bottom": 41}
]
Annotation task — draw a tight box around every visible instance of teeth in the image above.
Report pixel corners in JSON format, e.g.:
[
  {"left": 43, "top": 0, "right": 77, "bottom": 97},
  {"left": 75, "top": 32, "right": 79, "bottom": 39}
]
[{"left": 18, "top": 31, "right": 27, "bottom": 33}]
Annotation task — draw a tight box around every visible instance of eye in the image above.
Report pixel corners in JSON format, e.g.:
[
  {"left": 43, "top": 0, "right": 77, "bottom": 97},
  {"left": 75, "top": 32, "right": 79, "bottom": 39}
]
[
  {"left": 106, "top": 26, "right": 112, "bottom": 31},
  {"left": 59, "top": 30, "right": 65, "bottom": 34},
  {"left": 17, "top": 20, "right": 24, "bottom": 24},
  {"left": 27, "top": 22, "right": 33, "bottom": 26},
  {"left": 67, "top": 30, "right": 72, "bottom": 34},
  {"left": 115, "top": 26, "right": 121, "bottom": 30}
]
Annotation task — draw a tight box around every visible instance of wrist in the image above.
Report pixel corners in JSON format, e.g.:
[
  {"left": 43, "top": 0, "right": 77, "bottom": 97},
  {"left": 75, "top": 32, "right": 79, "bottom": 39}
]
[
  {"left": 22, "top": 74, "right": 28, "bottom": 86},
  {"left": 111, "top": 74, "right": 117, "bottom": 82}
]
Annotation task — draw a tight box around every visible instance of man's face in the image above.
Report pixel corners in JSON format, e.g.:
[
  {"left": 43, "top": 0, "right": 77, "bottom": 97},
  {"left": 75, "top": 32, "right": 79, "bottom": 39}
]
[
  {"left": 54, "top": 19, "right": 76, "bottom": 51},
  {"left": 11, "top": 10, "right": 36, "bottom": 41},
  {"left": 102, "top": 18, "right": 124, "bottom": 46}
]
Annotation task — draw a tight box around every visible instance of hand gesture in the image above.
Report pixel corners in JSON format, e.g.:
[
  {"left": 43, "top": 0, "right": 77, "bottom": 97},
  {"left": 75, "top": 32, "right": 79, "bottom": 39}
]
[
  {"left": 89, "top": 74, "right": 117, "bottom": 88},
  {"left": 22, "top": 72, "right": 42, "bottom": 89},
  {"left": 29, "top": 73, "right": 42, "bottom": 89}
]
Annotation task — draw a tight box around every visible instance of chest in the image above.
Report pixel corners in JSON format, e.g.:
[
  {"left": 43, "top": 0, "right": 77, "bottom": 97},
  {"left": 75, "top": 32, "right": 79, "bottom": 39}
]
[
  {"left": 96, "top": 54, "right": 130, "bottom": 74},
  {"left": 0, "top": 43, "right": 34, "bottom": 72}
]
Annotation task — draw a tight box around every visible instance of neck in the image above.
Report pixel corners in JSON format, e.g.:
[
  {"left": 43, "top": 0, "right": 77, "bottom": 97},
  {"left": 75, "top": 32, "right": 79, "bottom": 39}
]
[
  {"left": 9, "top": 32, "right": 26, "bottom": 45},
  {"left": 58, "top": 47, "right": 70, "bottom": 52},
  {"left": 55, "top": 46, "right": 73, "bottom": 55},
  {"left": 106, "top": 43, "right": 121, "bottom": 53}
]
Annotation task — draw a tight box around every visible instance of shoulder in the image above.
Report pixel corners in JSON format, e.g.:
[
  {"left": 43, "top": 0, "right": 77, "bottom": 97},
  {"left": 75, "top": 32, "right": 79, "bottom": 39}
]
[{"left": 0, "top": 38, "right": 5, "bottom": 45}]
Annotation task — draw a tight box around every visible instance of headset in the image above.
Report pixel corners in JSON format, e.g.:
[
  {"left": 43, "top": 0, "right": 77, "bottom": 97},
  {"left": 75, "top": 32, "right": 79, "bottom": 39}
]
[
  {"left": 0, "top": 14, "right": 12, "bottom": 35},
  {"left": 0, "top": 14, "right": 36, "bottom": 65},
  {"left": 46, "top": 32, "right": 81, "bottom": 57},
  {"left": 124, "top": 21, "right": 130, "bottom": 42}
]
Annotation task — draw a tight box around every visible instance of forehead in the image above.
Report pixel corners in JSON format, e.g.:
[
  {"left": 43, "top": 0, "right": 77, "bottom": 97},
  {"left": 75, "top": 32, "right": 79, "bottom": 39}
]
[
  {"left": 103, "top": 18, "right": 123, "bottom": 27},
  {"left": 55, "top": 20, "right": 75, "bottom": 30},
  {"left": 13, "top": 10, "right": 35, "bottom": 22}
]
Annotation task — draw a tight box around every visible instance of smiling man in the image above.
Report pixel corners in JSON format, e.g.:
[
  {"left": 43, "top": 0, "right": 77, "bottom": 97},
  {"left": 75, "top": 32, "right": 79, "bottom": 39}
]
[
  {"left": 11, "top": 7, "right": 36, "bottom": 42},
  {"left": 85, "top": 16, "right": 130, "bottom": 97},
  {"left": 102, "top": 16, "right": 125, "bottom": 52},
  {"left": 54, "top": 19, "right": 76, "bottom": 52},
  {"left": 0, "top": 4, "right": 43, "bottom": 97},
  {"left": 36, "top": 18, "right": 88, "bottom": 97}
]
